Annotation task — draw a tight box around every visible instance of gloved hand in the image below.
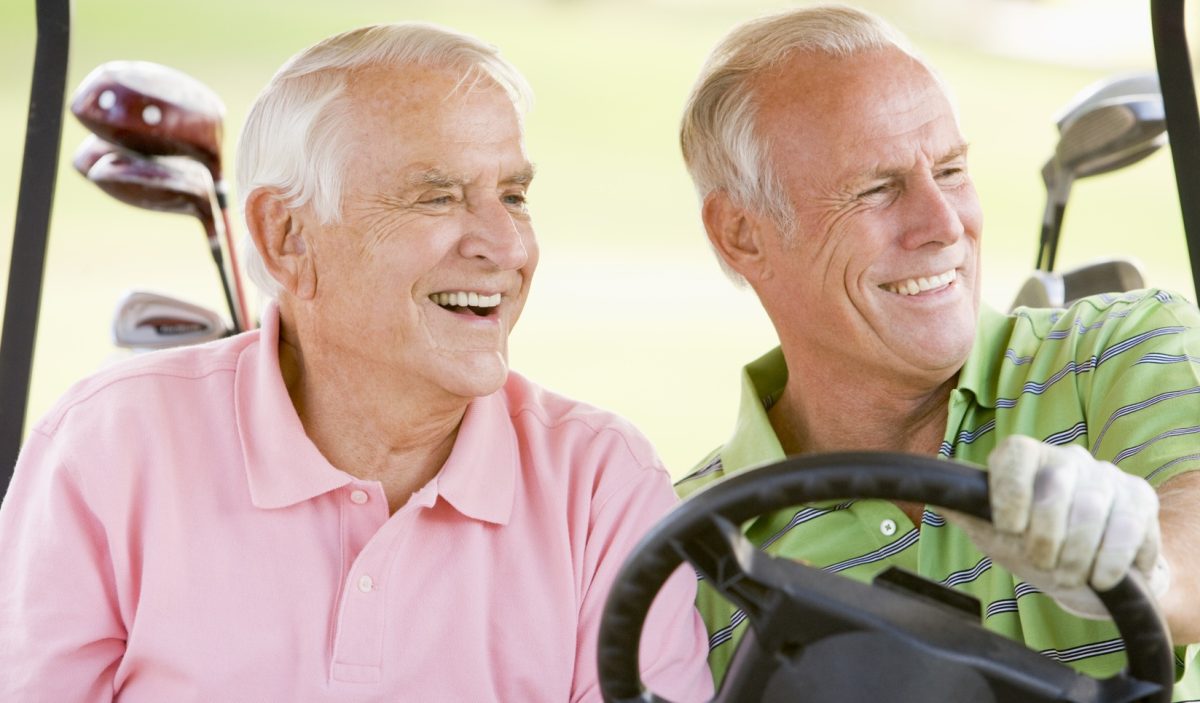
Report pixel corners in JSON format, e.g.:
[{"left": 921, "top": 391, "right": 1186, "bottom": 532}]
[{"left": 945, "top": 435, "right": 1171, "bottom": 619}]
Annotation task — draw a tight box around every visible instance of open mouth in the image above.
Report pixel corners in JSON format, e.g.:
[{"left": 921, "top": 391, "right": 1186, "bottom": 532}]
[
  {"left": 429, "top": 291, "right": 502, "bottom": 318},
  {"left": 881, "top": 269, "right": 957, "bottom": 296}
]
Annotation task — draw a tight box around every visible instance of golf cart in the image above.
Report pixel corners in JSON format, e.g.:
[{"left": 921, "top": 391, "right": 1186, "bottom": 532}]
[{"left": 2, "top": 1, "right": 1197, "bottom": 702}]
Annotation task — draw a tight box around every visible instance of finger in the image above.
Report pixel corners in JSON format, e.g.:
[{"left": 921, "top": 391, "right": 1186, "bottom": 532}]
[
  {"left": 1091, "top": 470, "right": 1158, "bottom": 591},
  {"left": 988, "top": 435, "right": 1043, "bottom": 533},
  {"left": 1022, "top": 445, "right": 1080, "bottom": 571},
  {"left": 1055, "top": 460, "right": 1115, "bottom": 588}
]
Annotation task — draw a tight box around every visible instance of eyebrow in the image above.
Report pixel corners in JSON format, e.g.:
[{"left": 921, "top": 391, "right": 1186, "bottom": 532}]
[
  {"left": 408, "top": 164, "right": 537, "bottom": 189},
  {"left": 502, "top": 164, "right": 536, "bottom": 187},
  {"left": 864, "top": 142, "right": 971, "bottom": 182},
  {"left": 936, "top": 142, "right": 970, "bottom": 165}
]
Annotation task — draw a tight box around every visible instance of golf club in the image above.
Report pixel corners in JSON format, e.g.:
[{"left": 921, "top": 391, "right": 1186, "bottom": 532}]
[
  {"left": 1036, "top": 78, "right": 1167, "bottom": 272},
  {"left": 72, "top": 134, "right": 124, "bottom": 178},
  {"left": 1010, "top": 258, "right": 1147, "bottom": 310},
  {"left": 71, "top": 60, "right": 251, "bottom": 331},
  {"left": 112, "top": 289, "right": 228, "bottom": 351},
  {"left": 81, "top": 147, "right": 243, "bottom": 333},
  {"left": 1052, "top": 71, "right": 1161, "bottom": 132}
]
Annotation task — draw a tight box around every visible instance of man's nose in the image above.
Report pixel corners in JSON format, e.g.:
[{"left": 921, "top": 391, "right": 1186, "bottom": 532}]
[
  {"left": 461, "top": 198, "right": 530, "bottom": 270},
  {"left": 899, "top": 175, "right": 966, "bottom": 250}
]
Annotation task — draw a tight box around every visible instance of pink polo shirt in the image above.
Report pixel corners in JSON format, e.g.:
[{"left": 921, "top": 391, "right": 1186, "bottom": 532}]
[{"left": 0, "top": 303, "right": 712, "bottom": 702}]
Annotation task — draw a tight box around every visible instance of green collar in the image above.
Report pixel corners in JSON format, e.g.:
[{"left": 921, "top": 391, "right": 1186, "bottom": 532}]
[
  {"left": 724, "top": 304, "right": 1015, "bottom": 477},
  {"left": 721, "top": 347, "right": 789, "bottom": 477},
  {"left": 956, "top": 304, "right": 1015, "bottom": 411}
]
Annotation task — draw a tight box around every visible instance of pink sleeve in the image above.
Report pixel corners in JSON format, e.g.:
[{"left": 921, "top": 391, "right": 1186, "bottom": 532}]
[
  {"left": 571, "top": 467, "right": 714, "bottom": 703},
  {"left": 0, "top": 428, "right": 125, "bottom": 701}
]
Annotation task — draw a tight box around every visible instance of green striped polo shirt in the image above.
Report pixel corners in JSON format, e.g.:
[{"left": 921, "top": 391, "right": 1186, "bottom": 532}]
[{"left": 676, "top": 289, "right": 1200, "bottom": 699}]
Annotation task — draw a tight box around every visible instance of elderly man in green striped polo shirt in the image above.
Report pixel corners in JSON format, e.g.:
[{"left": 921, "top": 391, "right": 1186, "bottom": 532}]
[{"left": 675, "top": 3, "right": 1200, "bottom": 697}]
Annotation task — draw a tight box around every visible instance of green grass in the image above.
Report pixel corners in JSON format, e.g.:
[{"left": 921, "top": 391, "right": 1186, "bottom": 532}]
[{"left": 0, "top": 0, "right": 1189, "bottom": 475}]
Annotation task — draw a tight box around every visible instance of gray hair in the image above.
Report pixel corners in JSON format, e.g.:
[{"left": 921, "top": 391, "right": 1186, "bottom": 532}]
[
  {"left": 236, "top": 22, "right": 534, "bottom": 298},
  {"left": 679, "top": 5, "right": 927, "bottom": 284}
]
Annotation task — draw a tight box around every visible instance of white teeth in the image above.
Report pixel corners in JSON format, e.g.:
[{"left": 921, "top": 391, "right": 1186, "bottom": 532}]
[
  {"left": 885, "top": 269, "right": 957, "bottom": 296},
  {"left": 429, "top": 291, "right": 502, "bottom": 308}
]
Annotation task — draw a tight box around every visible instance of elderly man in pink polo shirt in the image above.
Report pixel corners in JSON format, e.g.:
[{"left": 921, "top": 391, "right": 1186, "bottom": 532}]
[{"left": 0, "top": 23, "right": 711, "bottom": 702}]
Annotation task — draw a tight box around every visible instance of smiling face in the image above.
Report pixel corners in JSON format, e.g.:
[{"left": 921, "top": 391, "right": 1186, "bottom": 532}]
[
  {"left": 749, "top": 47, "right": 982, "bottom": 386},
  {"left": 294, "top": 64, "right": 537, "bottom": 400}
]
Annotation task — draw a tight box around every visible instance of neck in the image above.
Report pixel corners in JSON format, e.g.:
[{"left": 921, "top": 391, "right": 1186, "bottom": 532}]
[
  {"left": 768, "top": 351, "right": 956, "bottom": 458},
  {"left": 278, "top": 316, "right": 468, "bottom": 513}
]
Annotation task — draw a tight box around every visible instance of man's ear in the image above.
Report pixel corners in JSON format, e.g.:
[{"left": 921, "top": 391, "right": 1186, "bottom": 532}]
[
  {"left": 702, "top": 191, "right": 771, "bottom": 282},
  {"left": 244, "top": 188, "right": 317, "bottom": 300}
]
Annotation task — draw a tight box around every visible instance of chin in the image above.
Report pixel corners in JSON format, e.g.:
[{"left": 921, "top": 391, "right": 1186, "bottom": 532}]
[{"left": 438, "top": 354, "right": 511, "bottom": 399}]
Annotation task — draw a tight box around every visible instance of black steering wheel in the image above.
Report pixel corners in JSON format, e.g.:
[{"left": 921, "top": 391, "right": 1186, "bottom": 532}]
[{"left": 597, "top": 453, "right": 1174, "bottom": 703}]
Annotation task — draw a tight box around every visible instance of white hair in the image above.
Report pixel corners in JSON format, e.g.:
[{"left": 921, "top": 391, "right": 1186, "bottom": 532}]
[
  {"left": 235, "top": 22, "right": 534, "bottom": 298},
  {"left": 680, "top": 4, "right": 941, "bottom": 284}
]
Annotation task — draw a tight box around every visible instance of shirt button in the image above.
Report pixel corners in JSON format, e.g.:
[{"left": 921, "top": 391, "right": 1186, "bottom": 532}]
[
  {"left": 349, "top": 490, "right": 369, "bottom": 505},
  {"left": 357, "top": 575, "right": 374, "bottom": 593},
  {"left": 880, "top": 519, "right": 897, "bottom": 536}
]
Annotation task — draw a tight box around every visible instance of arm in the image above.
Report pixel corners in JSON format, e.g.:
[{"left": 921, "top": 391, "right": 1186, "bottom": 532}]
[
  {"left": 0, "top": 428, "right": 125, "bottom": 700},
  {"left": 1157, "top": 469, "right": 1200, "bottom": 643},
  {"left": 950, "top": 292, "right": 1200, "bottom": 643},
  {"left": 571, "top": 468, "right": 713, "bottom": 703}
]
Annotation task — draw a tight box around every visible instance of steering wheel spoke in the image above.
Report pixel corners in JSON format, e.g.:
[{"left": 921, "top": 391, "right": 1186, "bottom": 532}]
[{"left": 675, "top": 514, "right": 793, "bottom": 624}]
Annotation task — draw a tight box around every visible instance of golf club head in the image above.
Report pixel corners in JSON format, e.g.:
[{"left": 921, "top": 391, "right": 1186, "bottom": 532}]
[
  {"left": 85, "top": 150, "right": 216, "bottom": 227},
  {"left": 1054, "top": 71, "right": 1161, "bottom": 132},
  {"left": 112, "top": 290, "right": 229, "bottom": 351},
  {"left": 1011, "top": 270, "right": 1067, "bottom": 310},
  {"left": 1061, "top": 258, "right": 1147, "bottom": 301},
  {"left": 1010, "top": 258, "right": 1146, "bottom": 311},
  {"left": 71, "top": 60, "right": 225, "bottom": 178},
  {"left": 72, "top": 134, "right": 125, "bottom": 177},
  {"left": 1037, "top": 81, "right": 1166, "bottom": 272},
  {"left": 1056, "top": 95, "right": 1167, "bottom": 179}
]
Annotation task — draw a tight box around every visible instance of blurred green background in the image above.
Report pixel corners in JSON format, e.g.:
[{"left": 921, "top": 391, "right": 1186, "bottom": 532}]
[{"left": 0, "top": 0, "right": 1193, "bottom": 476}]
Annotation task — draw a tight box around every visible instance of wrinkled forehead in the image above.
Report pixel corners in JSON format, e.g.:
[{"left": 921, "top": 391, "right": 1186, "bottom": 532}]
[
  {"left": 755, "top": 48, "right": 950, "bottom": 126},
  {"left": 341, "top": 62, "right": 519, "bottom": 120},
  {"left": 753, "top": 48, "right": 961, "bottom": 163},
  {"left": 337, "top": 64, "right": 530, "bottom": 185}
]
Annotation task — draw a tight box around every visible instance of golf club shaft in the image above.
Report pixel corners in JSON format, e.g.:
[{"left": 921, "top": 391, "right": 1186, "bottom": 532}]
[
  {"left": 215, "top": 182, "right": 252, "bottom": 331},
  {"left": 204, "top": 232, "right": 242, "bottom": 334}
]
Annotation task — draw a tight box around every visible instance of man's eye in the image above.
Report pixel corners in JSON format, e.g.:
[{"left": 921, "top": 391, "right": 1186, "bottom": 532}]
[
  {"left": 419, "top": 194, "right": 454, "bottom": 206},
  {"left": 503, "top": 193, "right": 528, "bottom": 209},
  {"left": 856, "top": 184, "right": 889, "bottom": 200},
  {"left": 937, "top": 166, "right": 966, "bottom": 182}
]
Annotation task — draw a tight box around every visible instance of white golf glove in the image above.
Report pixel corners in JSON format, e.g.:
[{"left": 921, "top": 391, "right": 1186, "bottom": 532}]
[{"left": 945, "top": 435, "right": 1171, "bottom": 619}]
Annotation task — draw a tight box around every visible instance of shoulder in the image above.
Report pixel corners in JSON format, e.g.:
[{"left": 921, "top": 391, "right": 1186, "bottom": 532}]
[
  {"left": 1009, "top": 288, "right": 1197, "bottom": 344},
  {"left": 501, "top": 371, "right": 664, "bottom": 473},
  {"left": 32, "top": 334, "right": 251, "bottom": 439}
]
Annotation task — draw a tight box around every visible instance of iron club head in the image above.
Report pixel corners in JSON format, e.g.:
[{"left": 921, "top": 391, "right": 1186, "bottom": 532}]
[
  {"left": 111, "top": 290, "right": 229, "bottom": 351},
  {"left": 1037, "top": 80, "right": 1167, "bottom": 272}
]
